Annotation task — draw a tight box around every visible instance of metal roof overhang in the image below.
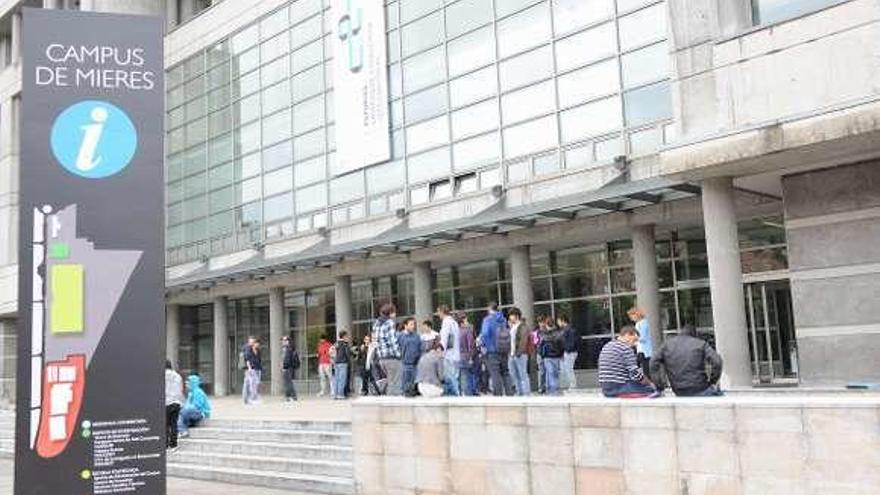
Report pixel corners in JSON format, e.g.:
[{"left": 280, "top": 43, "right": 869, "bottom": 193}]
[{"left": 166, "top": 177, "right": 702, "bottom": 292}]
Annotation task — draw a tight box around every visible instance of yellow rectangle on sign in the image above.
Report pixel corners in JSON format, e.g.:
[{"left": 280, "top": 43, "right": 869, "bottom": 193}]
[{"left": 51, "top": 264, "right": 84, "bottom": 334}]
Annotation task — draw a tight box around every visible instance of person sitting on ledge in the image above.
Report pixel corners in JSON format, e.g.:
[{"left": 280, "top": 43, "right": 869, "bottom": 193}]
[
  {"left": 650, "top": 324, "right": 724, "bottom": 397},
  {"left": 598, "top": 326, "right": 659, "bottom": 398},
  {"left": 416, "top": 337, "right": 445, "bottom": 398}
]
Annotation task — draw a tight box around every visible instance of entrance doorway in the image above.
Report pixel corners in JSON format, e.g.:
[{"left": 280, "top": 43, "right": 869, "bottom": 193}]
[{"left": 744, "top": 281, "right": 798, "bottom": 384}]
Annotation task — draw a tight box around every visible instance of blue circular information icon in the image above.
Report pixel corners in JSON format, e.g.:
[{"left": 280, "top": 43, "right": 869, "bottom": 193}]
[{"left": 50, "top": 100, "right": 138, "bottom": 179}]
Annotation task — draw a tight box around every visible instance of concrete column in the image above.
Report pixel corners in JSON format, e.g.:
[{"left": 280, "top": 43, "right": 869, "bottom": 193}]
[
  {"left": 166, "top": 304, "right": 180, "bottom": 367},
  {"left": 632, "top": 224, "right": 663, "bottom": 349},
  {"left": 702, "top": 177, "right": 751, "bottom": 387},
  {"left": 413, "top": 262, "right": 433, "bottom": 322},
  {"left": 510, "top": 245, "right": 535, "bottom": 326},
  {"left": 268, "top": 287, "right": 285, "bottom": 396},
  {"left": 0, "top": 37, "right": 9, "bottom": 69},
  {"left": 212, "top": 296, "right": 229, "bottom": 397},
  {"left": 42, "top": 0, "right": 62, "bottom": 9},
  {"left": 11, "top": 11, "right": 21, "bottom": 65},
  {"left": 80, "top": 0, "right": 165, "bottom": 15},
  {"left": 166, "top": 0, "right": 180, "bottom": 29},
  {"left": 334, "top": 275, "right": 352, "bottom": 339}
]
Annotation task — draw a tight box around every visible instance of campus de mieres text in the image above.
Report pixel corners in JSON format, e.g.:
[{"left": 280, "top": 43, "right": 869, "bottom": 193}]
[{"left": 37, "top": 44, "right": 156, "bottom": 90}]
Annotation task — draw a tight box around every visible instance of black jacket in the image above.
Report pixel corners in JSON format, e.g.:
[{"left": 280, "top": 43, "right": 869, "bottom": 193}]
[
  {"left": 650, "top": 335, "right": 723, "bottom": 395},
  {"left": 282, "top": 345, "right": 299, "bottom": 370},
  {"left": 334, "top": 341, "right": 351, "bottom": 365}
]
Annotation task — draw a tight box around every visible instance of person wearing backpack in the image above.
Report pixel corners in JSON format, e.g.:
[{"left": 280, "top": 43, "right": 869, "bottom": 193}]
[
  {"left": 539, "top": 318, "right": 566, "bottom": 395},
  {"left": 479, "top": 302, "right": 514, "bottom": 396},
  {"left": 332, "top": 331, "right": 352, "bottom": 400},
  {"left": 281, "top": 336, "right": 299, "bottom": 402},
  {"left": 437, "top": 304, "right": 461, "bottom": 396}
]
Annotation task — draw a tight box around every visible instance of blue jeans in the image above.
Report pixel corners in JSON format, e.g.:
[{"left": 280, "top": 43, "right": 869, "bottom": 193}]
[
  {"left": 177, "top": 406, "right": 203, "bottom": 434},
  {"left": 459, "top": 363, "right": 476, "bottom": 396},
  {"left": 402, "top": 364, "right": 417, "bottom": 394},
  {"left": 444, "top": 358, "right": 460, "bottom": 396},
  {"left": 509, "top": 354, "right": 530, "bottom": 396},
  {"left": 242, "top": 369, "right": 261, "bottom": 404},
  {"left": 601, "top": 381, "right": 656, "bottom": 398},
  {"left": 543, "top": 357, "right": 562, "bottom": 395},
  {"left": 334, "top": 363, "right": 349, "bottom": 399}
]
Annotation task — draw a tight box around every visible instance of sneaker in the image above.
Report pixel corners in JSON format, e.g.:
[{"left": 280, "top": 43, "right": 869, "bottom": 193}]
[{"left": 648, "top": 390, "right": 663, "bottom": 399}]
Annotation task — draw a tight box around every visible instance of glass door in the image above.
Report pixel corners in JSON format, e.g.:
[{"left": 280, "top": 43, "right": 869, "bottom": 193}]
[{"left": 745, "top": 281, "right": 798, "bottom": 384}]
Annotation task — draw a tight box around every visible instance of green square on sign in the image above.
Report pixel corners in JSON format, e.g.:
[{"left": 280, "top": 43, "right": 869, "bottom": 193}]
[{"left": 49, "top": 243, "right": 70, "bottom": 259}]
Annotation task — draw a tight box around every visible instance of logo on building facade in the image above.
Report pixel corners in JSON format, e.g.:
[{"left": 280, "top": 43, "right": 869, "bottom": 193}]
[
  {"left": 337, "top": 0, "right": 364, "bottom": 73},
  {"left": 50, "top": 99, "right": 137, "bottom": 179}
]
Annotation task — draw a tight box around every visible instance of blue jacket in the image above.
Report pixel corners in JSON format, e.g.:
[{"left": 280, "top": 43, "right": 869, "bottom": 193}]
[
  {"left": 185, "top": 374, "right": 211, "bottom": 419},
  {"left": 479, "top": 311, "right": 506, "bottom": 354},
  {"left": 398, "top": 331, "right": 423, "bottom": 366}
]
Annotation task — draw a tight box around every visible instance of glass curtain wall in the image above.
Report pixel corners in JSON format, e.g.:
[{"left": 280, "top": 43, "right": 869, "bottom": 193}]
[
  {"left": 351, "top": 274, "right": 416, "bottom": 345},
  {"left": 165, "top": 0, "right": 674, "bottom": 265},
  {"left": 284, "top": 286, "right": 335, "bottom": 393},
  {"left": 178, "top": 304, "right": 215, "bottom": 393},
  {"left": 226, "top": 296, "right": 270, "bottom": 394}
]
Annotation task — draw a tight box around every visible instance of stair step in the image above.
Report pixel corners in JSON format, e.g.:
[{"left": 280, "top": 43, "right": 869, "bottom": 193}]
[
  {"left": 204, "top": 419, "right": 351, "bottom": 432},
  {"left": 167, "top": 462, "right": 354, "bottom": 495},
  {"left": 189, "top": 426, "right": 351, "bottom": 445},
  {"left": 178, "top": 438, "right": 353, "bottom": 461},
  {"left": 169, "top": 450, "right": 352, "bottom": 478}
]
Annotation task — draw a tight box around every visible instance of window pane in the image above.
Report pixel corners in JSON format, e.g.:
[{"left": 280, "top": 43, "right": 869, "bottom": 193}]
[
  {"left": 261, "top": 55, "right": 289, "bottom": 87},
  {"left": 231, "top": 24, "right": 259, "bottom": 54},
  {"left": 560, "top": 96, "right": 622, "bottom": 143},
  {"left": 239, "top": 177, "right": 262, "bottom": 203},
  {"left": 618, "top": 3, "right": 668, "bottom": 52},
  {"left": 264, "top": 167, "right": 293, "bottom": 196},
  {"left": 261, "top": 80, "right": 290, "bottom": 115},
  {"left": 260, "top": 8, "right": 289, "bottom": 40},
  {"left": 293, "top": 95, "right": 325, "bottom": 134},
  {"left": 261, "top": 33, "right": 290, "bottom": 64},
  {"left": 210, "top": 186, "right": 234, "bottom": 211},
  {"left": 262, "top": 140, "right": 293, "bottom": 171},
  {"left": 294, "top": 155, "right": 326, "bottom": 186},
  {"left": 264, "top": 193, "right": 293, "bottom": 222},
  {"left": 447, "top": 26, "right": 494, "bottom": 78},
  {"left": 501, "top": 80, "right": 555, "bottom": 125},
  {"left": 497, "top": 2, "right": 551, "bottom": 59},
  {"left": 624, "top": 81, "right": 672, "bottom": 126},
  {"left": 557, "top": 59, "right": 619, "bottom": 108},
  {"left": 292, "top": 65, "right": 324, "bottom": 102},
  {"left": 293, "top": 128, "right": 325, "bottom": 161},
  {"left": 554, "top": 22, "right": 616, "bottom": 72},
  {"left": 290, "top": 0, "right": 321, "bottom": 24},
  {"left": 446, "top": 0, "right": 494, "bottom": 38},
  {"left": 291, "top": 14, "right": 322, "bottom": 49},
  {"left": 330, "top": 172, "right": 365, "bottom": 204},
  {"left": 405, "top": 85, "right": 448, "bottom": 123},
  {"left": 453, "top": 133, "right": 500, "bottom": 169},
  {"left": 291, "top": 39, "right": 323, "bottom": 74},
  {"left": 236, "top": 121, "right": 261, "bottom": 155},
  {"left": 402, "top": 11, "right": 444, "bottom": 58},
  {"left": 406, "top": 115, "right": 449, "bottom": 154},
  {"left": 366, "top": 160, "right": 405, "bottom": 194},
  {"left": 503, "top": 115, "right": 558, "bottom": 158},
  {"left": 552, "top": 0, "right": 614, "bottom": 35},
  {"left": 499, "top": 46, "right": 553, "bottom": 91},
  {"left": 233, "top": 47, "right": 260, "bottom": 77},
  {"left": 295, "top": 183, "right": 327, "bottom": 212},
  {"left": 450, "top": 66, "right": 497, "bottom": 108},
  {"left": 629, "top": 126, "right": 662, "bottom": 156},
  {"left": 400, "top": 0, "right": 442, "bottom": 24},
  {"left": 403, "top": 46, "right": 446, "bottom": 94},
  {"left": 495, "top": 0, "right": 539, "bottom": 18},
  {"left": 452, "top": 100, "right": 498, "bottom": 140},
  {"left": 752, "top": 0, "right": 840, "bottom": 25},
  {"left": 621, "top": 42, "right": 669, "bottom": 88},
  {"left": 407, "top": 147, "right": 451, "bottom": 184},
  {"left": 262, "top": 109, "right": 292, "bottom": 146},
  {"left": 235, "top": 93, "right": 261, "bottom": 126}
]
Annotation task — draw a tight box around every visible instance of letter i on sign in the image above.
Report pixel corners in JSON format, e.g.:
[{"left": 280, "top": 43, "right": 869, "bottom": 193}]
[{"left": 75, "top": 106, "right": 108, "bottom": 172}]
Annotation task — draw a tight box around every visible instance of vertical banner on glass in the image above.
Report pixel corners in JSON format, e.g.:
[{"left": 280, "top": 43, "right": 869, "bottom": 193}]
[
  {"left": 330, "top": 0, "right": 391, "bottom": 175},
  {"left": 15, "top": 8, "right": 165, "bottom": 495}
]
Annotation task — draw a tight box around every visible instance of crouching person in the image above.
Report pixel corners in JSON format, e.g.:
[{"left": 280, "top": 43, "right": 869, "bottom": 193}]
[
  {"left": 178, "top": 373, "right": 212, "bottom": 438},
  {"left": 598, "top": 326, "right": 659, "bottom": 398},
  {"left": 650, "top": 324, "right": 723, "bottom": 397},
  {"left": 416, "top": 337, "right": 445, "bottom": 398}
]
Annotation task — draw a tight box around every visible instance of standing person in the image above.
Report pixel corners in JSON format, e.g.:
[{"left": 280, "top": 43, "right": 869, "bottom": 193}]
[
  {"left": 420, "top": 320, "right": 439, "bottom": 352},
  {"left": 479, "top": 302, "right": 514, "bottom": 396},
  {"left": 507, "top": 308, "right": 531, "bottom": 396},
  {"left": 628, "top": 307, "right": 653, "bottom": 378},
  {"left": 651, "top": 324, "right": 724, "bottom": 397},
  {"left": 398, "top": 317, "right": 422, "bottom": 395},
  {"left": 558, "top": 314, "right": 579, "bottom": 391},
  {"left": 373, "top": 303, "right": 402, "bottom": 395},
  {"left": 281, "top": 336, "right": 299, "bottom": 402},
  {"left": 178, "top": 373, "right": 211, "bottom": 438},
  {"left": 437, "top": 304, "right": 461, "bottom": 396},
  {"left": 456, "top": 312, "right": 477, "bottom": 396},
  {"left": 598, "top": 326, "right": 658, "bottom": 398},
  {"left": 538, "top": 318, "right": 566, "bottom": 395},
  {"left": 243, "top": 337, "right": 263, "bottom": 405},
  {"left": 317, "top": 335, "right": 334, "bottom": 397},
  {"left": 416, "top": 337, "right": 445, "bottom": 398},
  {"left": 533, "top": 318, "right": 548, "bottom": 393},
  {"left": 333, "top": 331, "right": 351, "bottom": 400},
  {"left": 165, "top": 360, "right": 184, "bottom": 451},
  {"left": 356, "top": 335, "right": 374, "bottom": 395}
]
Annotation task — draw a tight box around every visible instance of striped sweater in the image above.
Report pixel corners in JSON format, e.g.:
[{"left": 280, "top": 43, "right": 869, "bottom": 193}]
[{"left": 598, "top": 339, "right": 644, "bottom": 385}]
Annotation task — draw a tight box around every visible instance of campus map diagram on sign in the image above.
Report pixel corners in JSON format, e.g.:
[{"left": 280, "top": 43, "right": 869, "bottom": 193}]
[{"left": 28, "top": 204, "right": 141, "bottom": 458}]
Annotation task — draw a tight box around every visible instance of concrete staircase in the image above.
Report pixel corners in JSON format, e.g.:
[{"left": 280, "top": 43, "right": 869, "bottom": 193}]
[
  {"left": 0, "top": 409, "right": 12, "bottom": 457},
  {"left": 169, "top": 418, "right": 355, "bottom": 494}
]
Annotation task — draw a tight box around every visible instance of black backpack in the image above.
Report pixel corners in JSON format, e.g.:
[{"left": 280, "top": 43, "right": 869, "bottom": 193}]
[
  {"left": 496, "top": 321, "right": 512, "bottom": 355},
  {"left": 291, "top": 349, "right": 301, "bottom": 370}
]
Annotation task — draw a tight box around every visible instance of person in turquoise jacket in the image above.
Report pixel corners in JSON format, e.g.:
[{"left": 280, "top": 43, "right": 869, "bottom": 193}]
[{"left": 177, "top": 373, "right": 211, "bottom": 437}]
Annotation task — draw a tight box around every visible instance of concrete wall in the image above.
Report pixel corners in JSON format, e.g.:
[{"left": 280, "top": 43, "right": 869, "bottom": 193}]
[
  {"left": 663, "top": 0, "right": 880, "bottom": 178},
  {"left": 352, "top": 396, "right": 880, "bottom": 495},
  {"left": 0, "top": 319, "right": 14, "bottom": 405},
  {"left": 784, "top": 161, "right": 880, "bottom": 385}
]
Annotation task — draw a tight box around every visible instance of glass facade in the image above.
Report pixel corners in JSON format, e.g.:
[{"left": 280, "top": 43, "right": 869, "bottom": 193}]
[
  {"left": 165, "top": 0, "right": 674, "bottom": 264},
  {"left": 751, "top": 0, "right": 844, "bottom": 25}
]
